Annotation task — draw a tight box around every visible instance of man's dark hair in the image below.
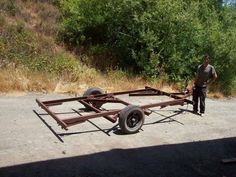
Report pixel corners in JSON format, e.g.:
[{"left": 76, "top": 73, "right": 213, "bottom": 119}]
[{"left": 204, "top": 54, "right": 210, "bottom": 60}]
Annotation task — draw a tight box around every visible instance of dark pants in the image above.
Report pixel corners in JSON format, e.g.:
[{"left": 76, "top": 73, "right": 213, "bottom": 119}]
[{"left": 192, "top": 85, "right": 206, "bottom": 113}]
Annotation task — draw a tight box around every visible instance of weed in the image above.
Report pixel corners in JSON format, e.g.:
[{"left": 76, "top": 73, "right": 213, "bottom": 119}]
[
  {"left": 0, "top": 14, "right": 5, "bottom": 26},
  {"left": 0, "top": 0, "right": 19, "bottom": 16}
]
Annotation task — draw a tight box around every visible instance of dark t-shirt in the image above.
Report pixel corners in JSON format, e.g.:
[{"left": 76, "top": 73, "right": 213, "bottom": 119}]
[{"left": 195, "top": 64, "right": 216, "bottom": 87}]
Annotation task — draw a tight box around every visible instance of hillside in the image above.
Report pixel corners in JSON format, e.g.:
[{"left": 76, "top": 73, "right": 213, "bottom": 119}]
[
  {"left": 0, "top": 0, "right": 235, "bottom": 97},
  {"left": 0, "top": 0, "right": 157, "bottom": 95}
]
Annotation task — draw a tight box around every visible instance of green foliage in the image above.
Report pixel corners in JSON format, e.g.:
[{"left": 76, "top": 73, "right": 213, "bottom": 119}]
[
  {"left": 62, "top": 0, "right": 235, "bottom": 93},
  {"left": 0, "top": 0, "right": 19, "bottom": 16},
  {"left": 0, "top": 16, "right": 86, "bottom": 78}
]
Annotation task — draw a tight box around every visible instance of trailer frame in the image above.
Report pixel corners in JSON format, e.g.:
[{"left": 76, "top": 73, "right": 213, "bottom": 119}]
[{"left": 36, "top": 86, "right": 193, "bottom": 133}]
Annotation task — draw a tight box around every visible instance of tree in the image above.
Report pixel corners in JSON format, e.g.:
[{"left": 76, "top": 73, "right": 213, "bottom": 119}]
[{"left": 60, "top": 0, "right": 236, "bottom": 94}]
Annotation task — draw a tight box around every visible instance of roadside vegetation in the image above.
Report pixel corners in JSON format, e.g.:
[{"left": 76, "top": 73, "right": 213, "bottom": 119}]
[
  {"left": 0, "top": 0, "right": 235, "bottom": 96},
  {"left": 0, "top": 0, "right": 152, "bottom": 94}
]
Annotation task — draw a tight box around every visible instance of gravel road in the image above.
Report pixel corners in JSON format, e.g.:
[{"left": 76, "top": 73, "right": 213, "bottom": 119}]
[{"left": 0, "top": 92, "right": 235, "bottom": 177}]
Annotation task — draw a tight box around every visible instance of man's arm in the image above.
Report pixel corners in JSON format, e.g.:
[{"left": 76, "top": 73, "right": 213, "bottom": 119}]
[
  {"left": 213, "top": 71, "right": 217, "bottom": 80},
  {"left": 207, "top": 67, "right": 217, "bottom": 84}
]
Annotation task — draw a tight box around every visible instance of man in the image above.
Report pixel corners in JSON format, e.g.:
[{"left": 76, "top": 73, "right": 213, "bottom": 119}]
[{"left": 192, "top": 54, "right": 217, "bottom": 116}]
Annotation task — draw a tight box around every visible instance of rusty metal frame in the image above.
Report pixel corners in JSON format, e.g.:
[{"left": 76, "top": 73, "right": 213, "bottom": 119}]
[{"left": 36, "top": 86, "right": 193, "bottom": 130}]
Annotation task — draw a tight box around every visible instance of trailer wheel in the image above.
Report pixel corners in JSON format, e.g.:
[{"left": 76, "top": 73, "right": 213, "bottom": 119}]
[
  {"left": 83, "top": 87, "right": 104, "bottom": 109},
  {"left": 119, "top": 105, "right": 145, "bottom": 134}
]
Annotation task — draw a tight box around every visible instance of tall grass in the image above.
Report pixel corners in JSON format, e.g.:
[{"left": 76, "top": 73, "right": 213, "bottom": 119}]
[{"left": 0, "top": 66, "right": 55, "bottom": 93}]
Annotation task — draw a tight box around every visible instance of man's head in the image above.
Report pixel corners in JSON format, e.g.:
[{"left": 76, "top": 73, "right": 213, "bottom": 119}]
[{"left": 203, "top": 54, "right": 210, "bottom": 67}]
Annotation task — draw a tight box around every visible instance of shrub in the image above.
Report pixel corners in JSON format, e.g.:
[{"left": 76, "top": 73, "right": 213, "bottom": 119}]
[
  {"left": 0, "top": 16, "right": 87, "bottom": 80},
  {"left": 60, "top": 0, "right": 236, "bottom": 94}
]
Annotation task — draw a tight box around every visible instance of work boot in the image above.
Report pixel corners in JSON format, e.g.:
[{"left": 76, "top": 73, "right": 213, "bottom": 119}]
[{"left": 192, "top": 110, "right": 198, "bottom": 115}]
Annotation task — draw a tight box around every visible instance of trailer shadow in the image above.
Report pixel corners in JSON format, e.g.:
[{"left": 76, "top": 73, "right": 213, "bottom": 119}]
[
  {"left": 33, "top": 108, "right": 193, "bottom": 140},
  {"left": 0, "top": 137, "right": 236, "bottom": 177},
  {"left": 144, "top": 108, "right": 185, "bottom": 125},
  {"left": 33, "top": 109, "right": 120, "bottom": 140},
  {"left": 33, "top": 110, "right": 64, "bottom": 143},
  {"left": 58, "top": 121, "right": 119, "bottom": 137}
]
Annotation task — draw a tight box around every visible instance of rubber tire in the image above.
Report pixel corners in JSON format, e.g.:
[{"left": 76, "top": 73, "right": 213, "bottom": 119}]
[
  {"left": 83, "top": 87, "right": 104, "bottom": 97},
  {"left": 83, "top": 87, "right": 104, "bottom": 109},
  {"left": 119, "top": 105, "right": 145, "bottom": 134}
]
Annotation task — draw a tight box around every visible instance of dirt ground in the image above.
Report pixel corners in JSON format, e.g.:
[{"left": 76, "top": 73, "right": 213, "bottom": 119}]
[{"left": 0, "top": 91, "right": 236, "bottom": 177}]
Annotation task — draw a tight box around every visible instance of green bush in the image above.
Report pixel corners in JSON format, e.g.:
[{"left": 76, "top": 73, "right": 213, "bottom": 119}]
[{"left": 60, "top": 0, "right": 236, "bottom": 94}]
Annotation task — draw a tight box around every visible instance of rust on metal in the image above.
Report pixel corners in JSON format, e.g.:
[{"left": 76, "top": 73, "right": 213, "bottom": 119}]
[
  {"left": 36, "top": 86, "right": 193, "bottom": 131},
  {"left": 36, "top": 98, "right": 68, "bottom": 130}
]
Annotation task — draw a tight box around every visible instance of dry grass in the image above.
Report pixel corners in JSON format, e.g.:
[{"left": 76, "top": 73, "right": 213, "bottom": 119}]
[
  {"left": 0, "top": 66, "right": 55, "bottom": 93},
  {"left": 0, "top": 65, "right": 174, "bottom": 95},
  {"left": 1, "top": 65, "right": 228, "bottom": 98},
  {"left": 207, "top": 92, "right": 225, "bottom": 99},
  {"left": 1, "top": 0, "right": 60, "bottom": 37}
]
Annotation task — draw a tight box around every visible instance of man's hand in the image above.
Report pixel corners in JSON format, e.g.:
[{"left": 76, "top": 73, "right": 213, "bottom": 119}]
[{"left": 207, "top": 73, "right": 217, "bottom": 85}]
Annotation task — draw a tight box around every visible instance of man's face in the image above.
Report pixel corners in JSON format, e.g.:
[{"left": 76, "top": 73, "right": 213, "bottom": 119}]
[{"left": 204, "top": 57, "right": 209, "bottom": 66}]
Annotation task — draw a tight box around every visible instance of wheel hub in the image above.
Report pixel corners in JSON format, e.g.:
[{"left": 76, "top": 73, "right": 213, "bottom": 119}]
[{"left": 127, "top": 113, "right": 140, "bottom": 127}]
